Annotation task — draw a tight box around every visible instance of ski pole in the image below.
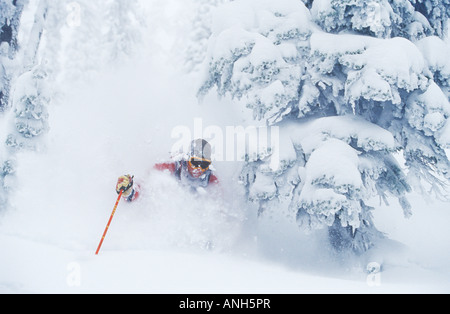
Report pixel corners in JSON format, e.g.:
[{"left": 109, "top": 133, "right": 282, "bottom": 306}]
[{"left": 95, "top": 189, "right": 123, "bottom": 255}]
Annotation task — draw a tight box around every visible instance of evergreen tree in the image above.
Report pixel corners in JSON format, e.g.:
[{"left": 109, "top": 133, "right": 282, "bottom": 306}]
[
  {"left": 411, "top": 0, "right": 450, "bottom": 38},
  {"left": 0, "top": 0, "right": 146, "bottom": 212},
  {"left": 0, "top": 0, "right": 27, "bottom": 110},
  {"left": 61, "top": 0, "right": 108, "bottom": 81},
  {"left": 1, "top": 0, "right": 54, "bottom": 211},
  {"left": 184, "top": 0, "right": 229, "bottom": 73},
  {"left": 62, "top": 0, "right": 145, "bottom": 81},
  {"left": 198, "top": 0, "right": 450, "bottom": 254},
  {"left": 103, "top": 0, "right": 144, "bottom": 63}
]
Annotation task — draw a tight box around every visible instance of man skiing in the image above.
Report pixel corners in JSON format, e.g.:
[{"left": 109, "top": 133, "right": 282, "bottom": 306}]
[{"left": 115, "top": 139, "right": 218, "bottom": 202}]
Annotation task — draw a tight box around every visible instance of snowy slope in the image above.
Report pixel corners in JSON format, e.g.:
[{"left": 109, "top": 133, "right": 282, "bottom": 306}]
[{"left": 1, "top": 0, "right": 450, "bottom": 294}]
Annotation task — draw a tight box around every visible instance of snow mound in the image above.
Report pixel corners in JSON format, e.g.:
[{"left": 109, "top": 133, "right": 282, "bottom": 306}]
[{"left": 111, "top": 170, "right": 246, "bottom": 253}]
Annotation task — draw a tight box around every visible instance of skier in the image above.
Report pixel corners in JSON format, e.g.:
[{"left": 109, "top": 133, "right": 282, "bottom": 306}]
[{"left": 115, "top": 139, "right": 219, "bottom": 202}]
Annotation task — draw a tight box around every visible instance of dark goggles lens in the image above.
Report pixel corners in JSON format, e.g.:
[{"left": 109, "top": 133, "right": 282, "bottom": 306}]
[{"left": 190, "top": 158, "right": 211, "bottom": 169}]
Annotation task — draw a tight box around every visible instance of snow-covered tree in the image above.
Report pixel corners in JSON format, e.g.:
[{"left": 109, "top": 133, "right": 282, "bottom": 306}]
[
  {"left": 103, "top": 0, "right": 144, "bottom": 63},
  {"left": 0, "top": 0, "right": 30, "bottom": 210},
  {"left": 62, "top": 0, "right": 145, "bottom": 81},
  {"left": 410, "top": 0, "right": 450, "bottom": 38},
  {"left": 199, "top": 0, "right": 450, "bottom": 254},
  {"left": 0, "top": 0, "right": 56, "bottom": 211},
  {"left": 1, "top": 0, "right": 148, "bottom": 212},
  {"left": 183, "top": 0, "right": 230, "bottom": 73},
  {"left": 0, "top": 0, "right": 27, "bottom": 110},
  {"left": 310, "top": 0, "right": 435, "bottom": 40}
]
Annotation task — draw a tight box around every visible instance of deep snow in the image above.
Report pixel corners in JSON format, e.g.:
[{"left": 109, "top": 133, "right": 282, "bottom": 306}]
[{"left": 1, "top": 0, "right": 450, "bottom": 294}]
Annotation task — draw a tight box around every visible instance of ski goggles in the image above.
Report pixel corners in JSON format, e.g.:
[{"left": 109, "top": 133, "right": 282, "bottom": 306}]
[{"left": 188, "top": 157, "right": 211, "bottom": 170}]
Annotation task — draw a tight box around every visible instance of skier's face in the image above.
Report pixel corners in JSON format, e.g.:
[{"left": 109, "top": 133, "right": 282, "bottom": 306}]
[{"left": 187, "top": 157, "right": 211, "bottom": 178}]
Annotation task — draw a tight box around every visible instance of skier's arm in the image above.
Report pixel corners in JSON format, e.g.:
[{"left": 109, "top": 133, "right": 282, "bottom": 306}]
[
  {"left": 154, "top": 162, "right": 176, "bottom": 174},
  {"left": 209, "top": 174, "right": 219, "bottom": 185}
]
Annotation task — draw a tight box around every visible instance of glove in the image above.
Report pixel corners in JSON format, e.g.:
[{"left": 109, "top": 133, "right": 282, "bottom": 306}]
[{"left": 116, "top": 175, "right": 134, "bottom": 197}]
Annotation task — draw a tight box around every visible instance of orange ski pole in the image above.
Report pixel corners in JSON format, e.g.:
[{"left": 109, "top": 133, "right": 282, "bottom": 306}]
[{"left": 95, "top": 189, "right": 123, "bottom": 255}]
